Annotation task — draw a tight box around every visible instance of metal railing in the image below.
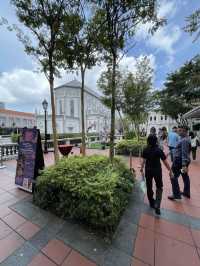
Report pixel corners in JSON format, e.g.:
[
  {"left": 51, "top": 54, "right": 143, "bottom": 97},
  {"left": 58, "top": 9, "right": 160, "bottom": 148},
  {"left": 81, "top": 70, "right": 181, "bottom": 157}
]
[{"left": 0, "top": 143, "right": 19, "bottom": 168}]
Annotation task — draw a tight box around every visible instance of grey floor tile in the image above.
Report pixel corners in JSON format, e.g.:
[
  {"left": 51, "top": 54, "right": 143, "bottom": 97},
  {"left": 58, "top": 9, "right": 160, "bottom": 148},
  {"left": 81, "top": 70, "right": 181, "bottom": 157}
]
[
  {"left": 1, "top": 242, "right": 38, "bottom": 266},
  {"left": 103, "top": 246, "right": 132, "bottom": 266}
]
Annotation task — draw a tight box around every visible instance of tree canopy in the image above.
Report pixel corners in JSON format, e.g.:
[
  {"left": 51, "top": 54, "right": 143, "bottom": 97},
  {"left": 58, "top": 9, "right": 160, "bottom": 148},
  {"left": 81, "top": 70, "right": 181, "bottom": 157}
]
[
  {"left": 158, "top": 55, "right": 200, "bottom": 119},
  {"left": 184, "top": 7, "right": 200, "bottom": 42},
  {"left": 11, "top": 0, "right": 81, "bottom": 162}
]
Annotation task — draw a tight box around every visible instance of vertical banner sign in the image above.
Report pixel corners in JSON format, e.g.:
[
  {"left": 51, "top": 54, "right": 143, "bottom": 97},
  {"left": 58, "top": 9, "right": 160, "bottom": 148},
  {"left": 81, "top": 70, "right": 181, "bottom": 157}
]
[{"left": 15, "top": 127, "right": 44, "bottom": 193}]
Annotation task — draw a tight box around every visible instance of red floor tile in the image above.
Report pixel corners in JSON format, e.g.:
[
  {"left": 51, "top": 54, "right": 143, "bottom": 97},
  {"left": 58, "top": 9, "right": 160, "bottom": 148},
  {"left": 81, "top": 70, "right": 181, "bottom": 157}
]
[
  {"left": 28, "top": 253, "right": 57, "bottom": 266},
  {"left": 183, "top": 205, "right": 200, "bottom": 219},
  {"left": 0, "top": 231, "right": 24, "bottom": 263},
  {"left": 139, "top": 214, "right": 155, "bottom": 231},
  {"left": 42, "top": 239, "right": 71, "bottom": 265},
  {"left": 155, "top": 233, "right": 200, "bottom": 266},
  {"left": 139, "top": 214, "right": 193, "bottom": 245},
  {"left": 7, "top": 187, "right": 29, "bottom": 199},
  {"left": 191, "top": 229, "right": 200, "bottom": 248},
  {"left": 161, "top": 199, "right": 185, "bottom": 214},
  {"left": 131, "top": 257, "right": 150, "bottom": 266},
  {"left": 2, "top": 211, "right": 27, "bottom": 229},
  {"left": 61, "top": 250, "right": 96, "bottom": 266},
  {"left": 0, "top": 220, "right": 13, "bottom": 240},
  {"left": 0, "top": 206, "right": 12, "bottom": 218},
  {"left": 16, "top": 221, "right": 40, "bottom": 240},
  {"left": 133, "top": 227, "right": 155, "bottom": 266},
  {"left": 154, "top": 218, "right": 194, "bottom": 245}
]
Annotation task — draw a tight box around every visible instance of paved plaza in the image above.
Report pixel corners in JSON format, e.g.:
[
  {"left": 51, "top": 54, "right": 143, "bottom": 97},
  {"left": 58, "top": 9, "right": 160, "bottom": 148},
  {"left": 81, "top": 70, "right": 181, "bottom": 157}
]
[{"left": 0, "top": 149, "right": 200, "bottom": 265}]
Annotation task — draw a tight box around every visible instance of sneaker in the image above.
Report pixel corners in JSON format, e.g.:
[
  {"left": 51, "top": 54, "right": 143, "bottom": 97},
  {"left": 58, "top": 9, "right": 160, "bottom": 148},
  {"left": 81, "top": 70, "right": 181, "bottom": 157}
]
[
  {"left": 155, "top": 208, "right": 161, "bottom": 215},
  {"left": 180, "top": 192, "right": 190, "bottom": 199},
  {"left": 168, "top": 195, "right": 182, "bottom": 201}
]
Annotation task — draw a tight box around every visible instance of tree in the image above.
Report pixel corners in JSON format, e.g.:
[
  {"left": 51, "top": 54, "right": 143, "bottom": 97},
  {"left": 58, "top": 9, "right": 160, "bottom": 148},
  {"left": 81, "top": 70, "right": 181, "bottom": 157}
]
[
  {"left": 158, "top": 55, "right": 200, "bottom": 119},
  {"left": 67, "top": 3, "right": 98, "bottom": 156},
  {"left": 97, "top": 67, "right": 125, "bottom": 132},
  {"left": 91, "top": 0, "right": 164, "bottom": 161},
  {"left": 122, "top": 56, "right": 153, "bottom": 140},
  {"left": 184, "top": 8, "right": 200, "bottom": 42},
  {"left": 11, "top": 0, "right": 80, "bottom": 163}
]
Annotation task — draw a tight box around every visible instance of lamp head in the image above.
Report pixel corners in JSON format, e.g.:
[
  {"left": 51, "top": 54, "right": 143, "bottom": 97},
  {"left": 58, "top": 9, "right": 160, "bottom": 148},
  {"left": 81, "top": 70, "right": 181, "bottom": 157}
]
[{"left": 42, "top": 99, "right": 48, "bottom": 111}]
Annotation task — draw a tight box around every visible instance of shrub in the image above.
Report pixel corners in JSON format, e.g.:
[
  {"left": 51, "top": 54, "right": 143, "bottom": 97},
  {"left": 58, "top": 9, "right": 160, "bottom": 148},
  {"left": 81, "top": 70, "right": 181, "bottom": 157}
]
[
  {"left": 11, "top": 133, "right": 20, "bottom": 143},
  {"left": 115, "top": 138, "right": 146, "bottom": 156},
  {"left": 33, "top": 155, "right": 134, "bottom": 233},
  {"left": 124, "top": 130, "right": 136, "bottom": 139}
]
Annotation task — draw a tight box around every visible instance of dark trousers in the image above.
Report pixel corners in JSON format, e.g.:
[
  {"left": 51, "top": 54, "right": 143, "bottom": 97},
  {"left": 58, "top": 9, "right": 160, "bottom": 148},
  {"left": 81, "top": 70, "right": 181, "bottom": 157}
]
[
  {"left": 171, "top": 163, "right": 190, "bottom": 198},
  {"left": 191, "top": 147, "right": 197, "bottom": 160},
  {"left": 145, "top": 169, "right": 163, "bottom": 209}
]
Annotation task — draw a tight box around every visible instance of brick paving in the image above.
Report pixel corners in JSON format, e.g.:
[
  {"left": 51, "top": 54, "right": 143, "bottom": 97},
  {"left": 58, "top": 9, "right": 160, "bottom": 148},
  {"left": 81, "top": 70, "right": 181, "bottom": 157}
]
[{"left": 0, "top": 148, "right": 199, "bottom": 265}]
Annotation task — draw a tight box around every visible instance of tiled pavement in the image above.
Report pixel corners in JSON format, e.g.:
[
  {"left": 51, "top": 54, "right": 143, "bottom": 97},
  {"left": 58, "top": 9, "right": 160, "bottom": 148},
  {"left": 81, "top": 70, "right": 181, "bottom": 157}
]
[{"left": 0, "top": 148, "right": 200, "bottom": 265}]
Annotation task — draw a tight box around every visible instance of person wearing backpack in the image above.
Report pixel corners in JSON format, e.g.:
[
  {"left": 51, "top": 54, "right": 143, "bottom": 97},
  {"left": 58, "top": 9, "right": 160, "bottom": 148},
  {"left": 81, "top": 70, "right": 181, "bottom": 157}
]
[{"left": 140, "top": 134, "right": 172, "bottom": 215}]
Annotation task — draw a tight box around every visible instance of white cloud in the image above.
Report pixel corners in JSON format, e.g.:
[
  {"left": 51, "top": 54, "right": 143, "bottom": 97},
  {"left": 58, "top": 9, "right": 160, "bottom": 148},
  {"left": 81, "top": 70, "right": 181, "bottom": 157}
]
[
  {"left": 149, "top": 25, "right": 181, "bottom": 56},
  {"left": 0, "top": 54, "right": 156, "bottom": 112},
  {"left": 158, "top": 0, "right": 177, "bottom": 18},
  {"left": 136, "top": 0, "right": 181, "bottom": 64}
]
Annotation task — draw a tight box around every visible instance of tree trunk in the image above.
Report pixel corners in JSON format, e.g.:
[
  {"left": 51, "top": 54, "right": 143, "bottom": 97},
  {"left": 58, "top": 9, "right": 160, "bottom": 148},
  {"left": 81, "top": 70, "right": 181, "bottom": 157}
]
[
  {"left": 110, "top": 54, "right": 116, "bottom": 161},
  {"left": 81, "top": 67, "right": 86, "bottom": 156},
  {"left": 117, "top": 109, "right": 125, "bottom": 134},
  {"left": 49, "top": 72, "right": 59, "bottom": 163}
]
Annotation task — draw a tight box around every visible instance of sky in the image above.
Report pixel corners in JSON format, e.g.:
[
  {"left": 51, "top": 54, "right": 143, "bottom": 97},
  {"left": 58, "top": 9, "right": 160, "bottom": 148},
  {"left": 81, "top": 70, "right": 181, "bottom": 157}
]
[{"left": 0, "top": 0, "right": 199, "bottom": 113}]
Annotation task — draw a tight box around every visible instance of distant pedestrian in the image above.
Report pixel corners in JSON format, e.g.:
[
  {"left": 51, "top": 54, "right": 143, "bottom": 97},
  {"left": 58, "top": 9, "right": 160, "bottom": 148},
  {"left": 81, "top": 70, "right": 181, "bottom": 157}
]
[
  {"left": 158, "top": 127, "right": 168, "bottom": 151},
  {"left": 189, "top": 131, "right": 199, "bottom": 160},
  {"left": 168, "top": 125, "right": 191, "bottom": 200},
  {"left": 150, "top": 127, "right": 156, "bottom": 136},
  {"left": 140, "top": 134, "right": 172, "bottom": 215},
  {"left": 167, "top": 126, "right": 179, "bottom": 162}
]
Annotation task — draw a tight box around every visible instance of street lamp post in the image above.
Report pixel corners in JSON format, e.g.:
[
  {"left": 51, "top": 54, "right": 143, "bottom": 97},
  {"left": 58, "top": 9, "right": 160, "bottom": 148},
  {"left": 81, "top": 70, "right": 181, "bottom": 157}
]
[{"left": 42, "top": 99, "right": 48, "bottom": 154}]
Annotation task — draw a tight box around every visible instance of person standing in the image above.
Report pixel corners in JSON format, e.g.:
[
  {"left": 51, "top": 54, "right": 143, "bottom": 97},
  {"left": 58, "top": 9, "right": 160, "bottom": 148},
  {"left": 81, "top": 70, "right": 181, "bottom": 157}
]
[
  {"left": 167, "top": 126, "right": 179, "bottom": 162},
  {"left": 150, "top": 127, "right": 156, "bottom": 136},
  {"left": 190, "top": 131, "right": 199, "bottom": 160},
  {"left": 158, "top": 127, "right": 168, "bottom": 151},
  {"left": 168, "top": 125, "right": 191, "bottom": 200},
  {"left": 140, "top": 134, "right": 172, "bottom": 215}
]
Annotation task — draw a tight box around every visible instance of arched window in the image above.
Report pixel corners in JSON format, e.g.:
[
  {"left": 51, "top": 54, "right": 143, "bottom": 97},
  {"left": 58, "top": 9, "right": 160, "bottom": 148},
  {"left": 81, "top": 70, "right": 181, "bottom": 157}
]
[
  {"left": 150, "top": 116, "right": 152, "bottom": 121},
  {"left": 161, "top": 116, "right": 163, "bottom": 120},
  {"left": 154, "top": 116, "right": 156, "bottom": 121},
  {"left": 165, "top": 115, "right": 167, "bottom": 120},
  {"left": 70, "top": 100, "right": 74, "bottom": 117}
]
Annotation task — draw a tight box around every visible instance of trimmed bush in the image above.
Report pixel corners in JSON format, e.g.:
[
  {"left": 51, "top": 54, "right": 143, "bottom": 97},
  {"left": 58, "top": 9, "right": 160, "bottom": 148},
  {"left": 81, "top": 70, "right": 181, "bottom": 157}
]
[
  {"left": 33, "top": 155, "right": 134, "bottom": 233},
  {"left": 115, "top": 138, "right": 146, "bottom": 156},
  {"left": 11, "top": 133, "right": 20, "bottom": 143}
]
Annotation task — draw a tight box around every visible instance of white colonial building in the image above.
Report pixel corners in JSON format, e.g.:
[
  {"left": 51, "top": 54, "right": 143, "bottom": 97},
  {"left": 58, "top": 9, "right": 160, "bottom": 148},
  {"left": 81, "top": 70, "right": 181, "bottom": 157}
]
[
  {"left": 36, "top": 79, "right": 110, "bottom": 134},
  {"left": 141, "top": 111, "right": 177, "bottom": 135}
]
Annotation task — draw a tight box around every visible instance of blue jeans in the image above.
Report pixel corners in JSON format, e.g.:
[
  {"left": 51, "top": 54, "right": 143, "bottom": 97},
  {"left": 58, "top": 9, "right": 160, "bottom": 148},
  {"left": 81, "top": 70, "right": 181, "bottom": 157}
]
[
  {"left": 169, "top": 146, "right": 175, "bottom": 162},
  {"left": 171, "top": 162, "right": 190, "bottom": 198}
]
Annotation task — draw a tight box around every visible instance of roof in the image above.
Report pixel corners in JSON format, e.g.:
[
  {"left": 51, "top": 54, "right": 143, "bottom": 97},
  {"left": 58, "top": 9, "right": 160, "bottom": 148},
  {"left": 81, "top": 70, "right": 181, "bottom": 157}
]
[
  {"left": 54, "top": 79, "right": 101, "bottom": 99},
  {"left": 0, "top": 109, "right": 35, "bottom": 118},
  {"left": 183, "top": 106, "right": 200, "bottom": 119}
]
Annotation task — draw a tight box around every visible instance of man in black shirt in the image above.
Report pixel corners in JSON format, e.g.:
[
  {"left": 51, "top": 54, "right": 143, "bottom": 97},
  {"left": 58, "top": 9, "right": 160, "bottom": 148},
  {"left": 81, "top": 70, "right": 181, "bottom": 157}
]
[{"left": 140, "top": 135, "right": 172, "bottom": 215}]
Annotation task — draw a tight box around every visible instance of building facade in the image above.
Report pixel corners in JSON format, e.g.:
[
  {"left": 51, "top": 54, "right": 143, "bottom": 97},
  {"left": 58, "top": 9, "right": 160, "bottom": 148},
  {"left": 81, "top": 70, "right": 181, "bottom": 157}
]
[
  {"left": 141, "top": 111, "right": 177, "bottom": 135},
  {"left": 0, "top": 107, "right": 36, "bottom": 131},
  {"left": 36, "top": 79, "right": 110, "bottom": 134}
]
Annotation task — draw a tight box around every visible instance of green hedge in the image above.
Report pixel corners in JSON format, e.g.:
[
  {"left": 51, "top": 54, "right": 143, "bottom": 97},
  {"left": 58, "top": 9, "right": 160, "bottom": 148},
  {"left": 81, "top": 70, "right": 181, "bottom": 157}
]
[
  {"left": 41, "top": 132, "right": 99, "bottom": 140},
  {"left": 115, "top": 138, "right": 146, "bottom": 156},
  {"left": 11, "top": 133, "right": 20, "bottom": 143},
  {"left": 33, "top": 155, "right": 134, "bottom": 233}
]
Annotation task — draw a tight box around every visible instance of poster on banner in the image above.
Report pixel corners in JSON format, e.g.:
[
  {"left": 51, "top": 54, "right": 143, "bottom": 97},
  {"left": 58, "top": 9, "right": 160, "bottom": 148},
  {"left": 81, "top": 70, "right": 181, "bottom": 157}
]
[{"left": 15, "top": 127, "right": 44, "bottom": 193}]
